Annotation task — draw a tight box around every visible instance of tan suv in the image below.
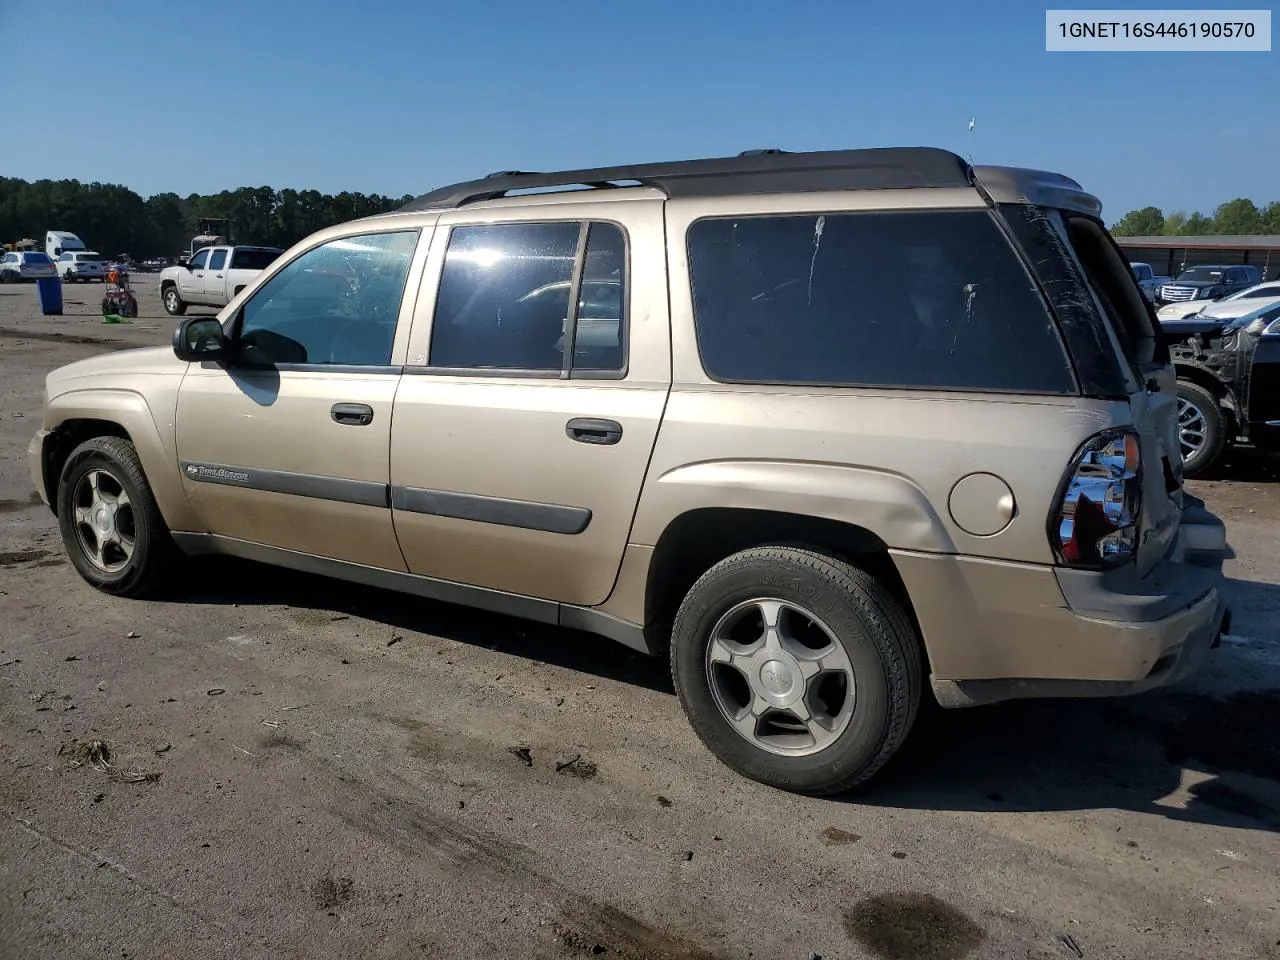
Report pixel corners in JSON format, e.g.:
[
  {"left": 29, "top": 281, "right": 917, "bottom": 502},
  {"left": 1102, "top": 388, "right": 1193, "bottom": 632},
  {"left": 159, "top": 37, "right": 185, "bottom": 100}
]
[{"left": 28, "top": 148, "right": 1231, "bottom": 794}]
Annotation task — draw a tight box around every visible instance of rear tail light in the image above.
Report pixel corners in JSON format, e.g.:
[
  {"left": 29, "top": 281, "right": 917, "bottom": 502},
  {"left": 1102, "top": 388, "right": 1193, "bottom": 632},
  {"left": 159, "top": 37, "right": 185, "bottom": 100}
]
[{"left": 1052, "top": 429, "right": 1142, "bottom": 568}]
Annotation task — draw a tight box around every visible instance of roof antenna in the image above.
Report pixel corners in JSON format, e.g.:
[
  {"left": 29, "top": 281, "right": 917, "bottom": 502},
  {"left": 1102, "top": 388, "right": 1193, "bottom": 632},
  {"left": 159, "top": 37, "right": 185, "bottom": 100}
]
[{"left": 967, "top": 117, "right": 976, "bottom": 164}]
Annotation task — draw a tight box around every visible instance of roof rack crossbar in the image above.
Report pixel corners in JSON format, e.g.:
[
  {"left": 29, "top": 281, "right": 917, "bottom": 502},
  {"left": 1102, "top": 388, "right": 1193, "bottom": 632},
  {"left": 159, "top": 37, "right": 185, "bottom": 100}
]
[{"left": 400, "top": 147, "right": 974, "bottom": 212}]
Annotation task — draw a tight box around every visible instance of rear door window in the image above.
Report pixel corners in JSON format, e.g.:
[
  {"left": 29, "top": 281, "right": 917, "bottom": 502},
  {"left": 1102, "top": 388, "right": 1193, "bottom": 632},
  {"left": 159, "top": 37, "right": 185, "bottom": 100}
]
[{"left": 686, "top": 210, "right": 1074, "bottom": 393}]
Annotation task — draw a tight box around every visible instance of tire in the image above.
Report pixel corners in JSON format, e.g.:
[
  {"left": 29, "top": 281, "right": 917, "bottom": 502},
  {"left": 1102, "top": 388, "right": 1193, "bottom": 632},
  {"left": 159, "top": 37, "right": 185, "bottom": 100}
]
[
  {"left": 162, "top": 284, "right": 186, "bottom": 316},
  {"left": 56, "top": 436, "right": 179, "bottom": 597},
  {"left": 1176, "top": 380, "right": 1226, "bottom": 477},
  {"left": 670, "top": 546, "right": 922, "bottom": 795}
]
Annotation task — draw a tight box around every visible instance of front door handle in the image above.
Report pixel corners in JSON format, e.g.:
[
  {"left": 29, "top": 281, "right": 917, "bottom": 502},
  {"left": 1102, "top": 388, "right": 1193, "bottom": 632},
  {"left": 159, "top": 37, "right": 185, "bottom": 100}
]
[
  {"left": 331, "top": 402, "right": 374, "bottom": 426},
  {"left": 566, "top": 418, "right": 622, "bottom": 445}
]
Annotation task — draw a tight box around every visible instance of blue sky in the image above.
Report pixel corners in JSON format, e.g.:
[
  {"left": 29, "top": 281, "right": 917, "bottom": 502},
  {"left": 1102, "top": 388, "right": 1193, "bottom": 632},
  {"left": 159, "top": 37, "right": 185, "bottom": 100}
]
[{"left": 1, "top": 0, "right": 1276, "bottom": 222}]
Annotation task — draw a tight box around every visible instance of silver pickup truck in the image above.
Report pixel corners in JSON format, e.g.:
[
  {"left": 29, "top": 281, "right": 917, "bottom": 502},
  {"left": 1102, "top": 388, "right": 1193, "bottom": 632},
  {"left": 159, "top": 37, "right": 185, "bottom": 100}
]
[{"left": 159, "top": 245, "right": 282, "bottom": 315}]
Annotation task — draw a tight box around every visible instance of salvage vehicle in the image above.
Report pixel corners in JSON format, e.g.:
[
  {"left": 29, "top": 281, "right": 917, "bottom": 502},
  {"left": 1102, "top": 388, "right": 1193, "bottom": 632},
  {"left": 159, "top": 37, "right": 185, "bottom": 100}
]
[
  {"left": 1, "top": 250, "right": 57, "bottom": 281},
  {"left": 1158, "top": 279, "right": 1280, "bottom": 321},
  {"left": 56, "top": 251, "right": 108, "bottom": 282},
  {"left": 1158, "top": 264, "right": 1261, "bottom": 307},
  {"left": 1164, "top": 301, "right": 1280, "bottom": 475},
  {"left": 159, "top": 245, "right": 283, "bottom": 315},
  {"left": 1128, "top": 261, "right": 1169, "bottom": 303},
  {"left": 29, "top": 147, "right": 1230, "bottom": 794}
]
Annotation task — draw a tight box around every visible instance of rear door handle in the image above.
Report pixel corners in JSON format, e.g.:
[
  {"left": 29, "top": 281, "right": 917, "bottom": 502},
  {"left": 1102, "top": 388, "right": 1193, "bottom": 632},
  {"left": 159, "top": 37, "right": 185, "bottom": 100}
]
[
  {"left": 331, "top": 402, "right": 374, "bottom": 426},
  {"left": 566, "top": 418, "right": 622, "bottom": 445}
]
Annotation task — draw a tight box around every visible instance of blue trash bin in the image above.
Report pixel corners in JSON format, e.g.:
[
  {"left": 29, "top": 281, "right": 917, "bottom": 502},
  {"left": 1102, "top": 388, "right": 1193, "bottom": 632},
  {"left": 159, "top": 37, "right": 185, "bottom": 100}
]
[{"left": 36, "top": 276, "right": 63, "bottom": 315}]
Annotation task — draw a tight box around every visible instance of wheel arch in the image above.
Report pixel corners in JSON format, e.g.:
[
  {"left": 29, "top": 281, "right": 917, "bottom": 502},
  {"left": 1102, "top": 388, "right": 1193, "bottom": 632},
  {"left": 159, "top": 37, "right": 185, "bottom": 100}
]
[
  {"left": 42, "top": 391, "right": 199, "bottom": 532},
  {"left": 642, "top": 506, "right": 927, "bottom": 669}
]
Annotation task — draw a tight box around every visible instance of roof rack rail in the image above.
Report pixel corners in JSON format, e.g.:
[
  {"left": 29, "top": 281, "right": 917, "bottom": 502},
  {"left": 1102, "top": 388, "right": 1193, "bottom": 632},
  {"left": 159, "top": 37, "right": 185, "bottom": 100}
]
[{"left": 399, "top": 147, "right": 973, "bottom": 212}]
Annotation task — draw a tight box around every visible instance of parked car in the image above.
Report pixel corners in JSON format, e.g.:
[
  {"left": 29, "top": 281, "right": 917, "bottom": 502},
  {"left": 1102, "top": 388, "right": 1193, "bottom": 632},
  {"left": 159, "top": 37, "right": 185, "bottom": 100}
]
[
  {"left": 1128, "top": 261, "right": 1170, "bottom": 303},
  {"left": 1, "top": 250, "right": 57, "bottom": 281},
  {"left": 1163, "top": 301, "right": 1280, "bottom": 475},
  {"left": 56, "top": 251, "right": 108, "bottom": 282},
  {"left": 1158, "top": 264, "right": 1261, "bottom": 306},
  {"left": 1158, "top": 279, "right": 1280, "bottom": 320},
  {"left": 159, "top": 245, "right": 283, "bottom": 315},
  {"left": 28, "top": 147, "right": 1229, "bottom": 795}
]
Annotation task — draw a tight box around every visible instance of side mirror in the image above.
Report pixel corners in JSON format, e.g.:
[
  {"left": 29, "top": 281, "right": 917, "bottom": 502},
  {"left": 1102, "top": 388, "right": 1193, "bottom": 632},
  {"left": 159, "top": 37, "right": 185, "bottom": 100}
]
[{"left": 173, "top": 317, "right": 226, "bottom": 361}]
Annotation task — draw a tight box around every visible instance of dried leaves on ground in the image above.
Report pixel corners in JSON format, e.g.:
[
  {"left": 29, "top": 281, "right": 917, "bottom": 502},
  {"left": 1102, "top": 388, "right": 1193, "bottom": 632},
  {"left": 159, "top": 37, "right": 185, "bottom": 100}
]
[{"left": 58, "top": 738, "right": 161, "bottom": 784}]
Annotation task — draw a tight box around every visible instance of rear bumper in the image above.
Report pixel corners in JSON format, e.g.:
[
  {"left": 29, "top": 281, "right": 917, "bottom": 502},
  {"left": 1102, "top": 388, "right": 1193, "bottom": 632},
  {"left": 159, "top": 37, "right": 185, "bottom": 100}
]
[{"left": 894, "top": 496, "right": 1230, "bottom": 708}]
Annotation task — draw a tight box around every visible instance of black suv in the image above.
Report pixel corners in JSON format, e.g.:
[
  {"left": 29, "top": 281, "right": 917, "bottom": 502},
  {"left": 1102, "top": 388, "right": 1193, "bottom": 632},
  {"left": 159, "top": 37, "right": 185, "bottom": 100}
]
[
  {"left": 1164, "top": 301, "right": 1280, "bottom": 474},
  {"left": 1158, "top": 264, "right": 1261, "bottom": 306}
]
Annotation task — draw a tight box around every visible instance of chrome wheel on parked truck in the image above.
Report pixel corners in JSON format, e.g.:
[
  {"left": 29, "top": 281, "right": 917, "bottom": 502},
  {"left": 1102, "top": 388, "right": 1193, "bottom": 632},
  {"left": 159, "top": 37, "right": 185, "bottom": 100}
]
[
  {"left": 56, "top": 436, "right": 178, "bottom": 597},
  {"left": 162, "top": 285, "right": 186, "bottom": 316},
  {"left": 671, "top": 546, "right": 922, "bottom": 795}
]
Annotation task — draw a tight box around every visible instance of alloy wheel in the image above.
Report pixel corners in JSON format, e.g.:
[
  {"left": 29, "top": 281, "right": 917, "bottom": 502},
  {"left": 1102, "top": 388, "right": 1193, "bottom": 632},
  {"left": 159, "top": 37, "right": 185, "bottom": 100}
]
[{"left": 705, "top": 598, "right": 856, "bottom": 757}]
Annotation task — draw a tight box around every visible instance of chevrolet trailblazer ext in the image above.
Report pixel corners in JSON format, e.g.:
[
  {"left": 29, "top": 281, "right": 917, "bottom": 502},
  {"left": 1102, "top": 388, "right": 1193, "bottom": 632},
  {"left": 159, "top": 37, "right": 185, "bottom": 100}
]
[{"left": 29, "top": 148, "right": 1230, "bottom": 794}]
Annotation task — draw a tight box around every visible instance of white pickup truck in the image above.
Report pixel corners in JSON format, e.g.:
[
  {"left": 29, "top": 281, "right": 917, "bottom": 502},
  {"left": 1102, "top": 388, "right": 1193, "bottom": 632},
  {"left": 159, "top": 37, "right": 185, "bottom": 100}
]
[{"left": 159, "top": 245, "right": 282, "bottom": 315}]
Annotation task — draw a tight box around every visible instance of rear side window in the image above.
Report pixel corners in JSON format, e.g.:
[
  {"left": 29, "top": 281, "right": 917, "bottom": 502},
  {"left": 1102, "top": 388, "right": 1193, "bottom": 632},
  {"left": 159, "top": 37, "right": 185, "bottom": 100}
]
[
  {"left": 208, "top": 250, "right": 227, "bottom": 270},
  {"left": 1063, "top": 216, "right": 1165, "bottom": 368},
  {"left": 232, "top": 249, "right": 281, "bottom": 270},
  {"left": 687, "top": 210, "right": 1074, "bottom": 393}
]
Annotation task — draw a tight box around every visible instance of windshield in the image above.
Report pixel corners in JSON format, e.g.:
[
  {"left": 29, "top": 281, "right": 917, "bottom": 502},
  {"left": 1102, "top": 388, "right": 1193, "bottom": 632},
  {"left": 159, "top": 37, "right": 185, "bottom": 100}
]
[{"left": 1177, "top": 267, "right": 1224, "bottom": 282}]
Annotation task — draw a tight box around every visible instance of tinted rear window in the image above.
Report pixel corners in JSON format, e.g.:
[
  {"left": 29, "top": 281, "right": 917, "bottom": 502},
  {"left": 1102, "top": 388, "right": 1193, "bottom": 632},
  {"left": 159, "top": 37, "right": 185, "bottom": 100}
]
[
  {"left": 76, "top": 253, "right": 104, "bottom": 262},
  {"left": 687, "top": 210, "right": 1074, "bottom": 393},
  {"left": 25, "top": 253, "right": 51, "bottom": 264},
  {"left": 231, "top": 249, "right": 281, "bottom": 270}
]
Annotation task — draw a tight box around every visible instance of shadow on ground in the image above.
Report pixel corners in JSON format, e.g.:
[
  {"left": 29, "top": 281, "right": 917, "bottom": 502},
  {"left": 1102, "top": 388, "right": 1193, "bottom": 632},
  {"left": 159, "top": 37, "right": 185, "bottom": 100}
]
[
  {"left": 858, "top": 575, "right": 1280, "bottom": 834},
  {"left": 169, "top": 556, "right": 673, "bottom": 693},
  {"left": 167, "top": 557, "right": 1280, "bottom": 832},
  {"left": 1200, "top": 447, "right": 1280, "bottom": 483}
]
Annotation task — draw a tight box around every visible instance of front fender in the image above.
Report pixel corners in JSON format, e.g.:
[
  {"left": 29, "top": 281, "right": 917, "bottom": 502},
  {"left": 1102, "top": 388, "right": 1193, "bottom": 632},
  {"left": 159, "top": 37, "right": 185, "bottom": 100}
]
[
  {"left": 44, "top": 388, "right": 201, "bottom": 532},
  {"left": 631, "top": 459, "right": 956, "bottom": 553}
]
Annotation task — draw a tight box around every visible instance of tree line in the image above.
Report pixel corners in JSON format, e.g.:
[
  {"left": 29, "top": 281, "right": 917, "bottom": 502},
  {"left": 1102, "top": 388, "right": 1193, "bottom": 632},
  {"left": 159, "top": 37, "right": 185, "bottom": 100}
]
[
  {"left": 5, "top": 175, "right": 1277, "bottom": 255},
  {"left": 0, "top": 177, "right": 415, "bottom": 258},
  {"left": 1110, "top": 198, "right": 1280, "bottom": 237}
]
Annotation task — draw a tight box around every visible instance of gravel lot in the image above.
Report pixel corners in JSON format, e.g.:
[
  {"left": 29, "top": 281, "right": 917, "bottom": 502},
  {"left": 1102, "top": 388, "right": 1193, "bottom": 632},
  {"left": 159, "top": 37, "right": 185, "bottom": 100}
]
[{"left": 1, "top": 279, "right": 1278, "bottom": 960}]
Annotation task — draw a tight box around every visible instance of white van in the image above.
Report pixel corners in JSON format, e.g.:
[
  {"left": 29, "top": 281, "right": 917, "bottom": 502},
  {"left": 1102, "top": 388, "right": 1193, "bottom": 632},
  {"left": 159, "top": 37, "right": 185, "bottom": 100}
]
[{"left": 46, "top": 231, "right": 87, "bottom": 261}]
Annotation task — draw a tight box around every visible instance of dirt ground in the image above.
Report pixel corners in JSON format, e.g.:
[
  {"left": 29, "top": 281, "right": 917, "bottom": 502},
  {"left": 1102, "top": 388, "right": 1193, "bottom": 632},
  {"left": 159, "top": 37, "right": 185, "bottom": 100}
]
[{"left": 1, "top": 279, "right": 1278, "bottom": 960}]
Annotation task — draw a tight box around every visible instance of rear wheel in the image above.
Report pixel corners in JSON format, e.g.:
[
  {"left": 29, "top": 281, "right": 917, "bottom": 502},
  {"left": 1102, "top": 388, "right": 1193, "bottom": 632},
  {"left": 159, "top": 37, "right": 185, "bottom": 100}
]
[
  {"left": 162, "top": 285, "right": 186, "bottom": 316},
  {"left": 1176, "top": 380, "right": 1226, "bottom": 477},
  {"left": 670, "top": 546, "right": 922, "bottom": 795},
  {"left": 56, "top": 436, "right": 179, "bottom": 597}
]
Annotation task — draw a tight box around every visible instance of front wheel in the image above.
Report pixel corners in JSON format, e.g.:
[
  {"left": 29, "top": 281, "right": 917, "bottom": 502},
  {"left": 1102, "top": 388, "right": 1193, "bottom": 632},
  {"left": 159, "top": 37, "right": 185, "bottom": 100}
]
[
  {"left": 670, "top": 546, "right": 922, "bottom": 795},
  {"left": 56, "top": 436, "right": 179, "bottom": 597},
  {"left": 162, "top": 285, "right": 186, "bottom": 316},
  {"left": 1176, "top": 380, "right": 1226, "bottom": 477}
]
